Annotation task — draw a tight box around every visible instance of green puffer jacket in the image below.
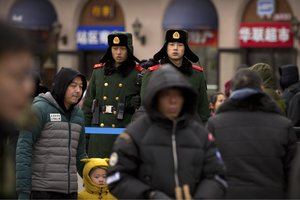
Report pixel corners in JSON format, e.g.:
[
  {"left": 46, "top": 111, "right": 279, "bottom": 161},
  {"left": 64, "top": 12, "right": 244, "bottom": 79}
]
[{"left": 16, "top": 92, "right": 87, "bottom": 199}]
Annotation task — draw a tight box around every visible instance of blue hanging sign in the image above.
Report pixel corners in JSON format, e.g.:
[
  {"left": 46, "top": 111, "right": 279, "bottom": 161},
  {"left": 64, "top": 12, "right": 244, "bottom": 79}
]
[
  {"left": 76, "top": 26, "right": 125, "bottom": 50},
  {"left": 257, "top": 0, "right": 275, "bottom": 18}
]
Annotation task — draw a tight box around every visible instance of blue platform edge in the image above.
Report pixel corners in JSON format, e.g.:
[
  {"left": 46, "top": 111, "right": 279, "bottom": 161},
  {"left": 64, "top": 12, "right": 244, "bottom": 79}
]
[{"left": 85, "top": 127, "right": 124, "bottom": 135}]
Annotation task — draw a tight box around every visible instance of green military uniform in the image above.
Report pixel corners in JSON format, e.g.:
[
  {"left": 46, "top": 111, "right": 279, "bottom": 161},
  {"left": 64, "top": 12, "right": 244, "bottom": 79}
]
[
  {"left": 141, "top": 29, "right": 210, "bottom": 123},
  {"left": 83, "top": 33, "right": 142, "bottom": 158}
]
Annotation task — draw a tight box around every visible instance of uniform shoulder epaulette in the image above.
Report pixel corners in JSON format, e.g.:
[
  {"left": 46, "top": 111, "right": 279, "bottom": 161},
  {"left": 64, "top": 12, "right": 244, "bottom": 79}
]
[
  {"left": 148, "top": 64, "right": 160, "bottom": 71},
  {"left": 93, "top": 63, "right": 105, "bottom": 69},
  {"left": 192, "top": 65, "right": 204, "bottom": 72},
  {"left": 135, "top": 65, "right": 144, "bottom": 72}
]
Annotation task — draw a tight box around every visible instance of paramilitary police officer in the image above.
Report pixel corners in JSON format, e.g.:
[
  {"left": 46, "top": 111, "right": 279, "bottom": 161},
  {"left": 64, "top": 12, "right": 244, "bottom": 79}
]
[
  {"left": 83, "top": 32, "right": 143, "bottom": 158},
  {"left": 141, "top": 29, "right": 210, "bottom": 124}
]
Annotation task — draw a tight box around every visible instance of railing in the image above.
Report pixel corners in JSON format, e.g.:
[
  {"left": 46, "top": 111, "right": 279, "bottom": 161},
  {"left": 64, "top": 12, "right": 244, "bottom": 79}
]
[
  {"left": 84, "top": 127, "right": 300, "bottom": 139},
  {"left": 85, "top": 127, "right": 124, "bottom": 135}
]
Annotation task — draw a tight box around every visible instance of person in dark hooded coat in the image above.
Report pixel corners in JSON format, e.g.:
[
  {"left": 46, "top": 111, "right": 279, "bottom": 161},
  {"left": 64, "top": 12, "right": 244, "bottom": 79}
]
[
  {"left": 16, "top": 67, "right": 88, "bottom": 199},
  {"left": 140, "top": 29, "right": 210, "bottom": 124},
  {"left": 279, "top": 64, "right": 300, "bottom": 108},
  {"left": 106, "top": 64, "right": 227, "bottom": 199},
  {"left": 207, "top": 69, "right": 297, "bottom": 199}
]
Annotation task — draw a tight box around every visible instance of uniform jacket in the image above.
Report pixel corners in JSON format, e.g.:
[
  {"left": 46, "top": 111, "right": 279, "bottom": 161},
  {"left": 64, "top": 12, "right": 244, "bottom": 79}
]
[
  {"left": 83, "top": 61, "right": 143, "bottom": 157},
  {"left": 78, "top": 158, "right": 116, "bottom": 200},
  {"left": 16, "top": 68, "right": 88, "bottom": 199},
  {"left": 207, "top": 92, "right": 297, "bottom": 199},
  {"left": 107, "top": 64, "right": 227, "bottom": 199},
  {"left": 140, "top": 57, "right": 210, "bottom": 124},
  {"left": 83, "top": 61, "right": 143, "bottom": 128}
]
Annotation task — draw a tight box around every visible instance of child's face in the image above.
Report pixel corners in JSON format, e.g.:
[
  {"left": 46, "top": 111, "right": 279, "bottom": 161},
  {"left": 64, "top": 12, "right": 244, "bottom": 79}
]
[{"left": 90, "top": 168, "right": 107, "bottom": 185}]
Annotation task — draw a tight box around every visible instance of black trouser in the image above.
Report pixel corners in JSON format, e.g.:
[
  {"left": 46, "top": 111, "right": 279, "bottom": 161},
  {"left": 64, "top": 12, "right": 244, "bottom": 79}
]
[{"left": 31, "top": 191, "right": 77, "bottom": 199}]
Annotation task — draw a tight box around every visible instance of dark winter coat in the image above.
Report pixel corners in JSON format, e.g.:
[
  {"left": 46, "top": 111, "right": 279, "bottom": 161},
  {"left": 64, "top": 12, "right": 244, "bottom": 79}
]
[
  {"left": 287, "top": 92, "right": 300, "bottom": 127},
  {"left": 107, "top": 64, "right": 227, "bottom": 199},
  {"left": 16, "top": 68, "right": 88, "bottom": 199},
  {"left": 207, "top": 92, "right": 297, "bottom": 199},
  {"left": 140, "top": 57, "right": 210, "bottom": 124}
]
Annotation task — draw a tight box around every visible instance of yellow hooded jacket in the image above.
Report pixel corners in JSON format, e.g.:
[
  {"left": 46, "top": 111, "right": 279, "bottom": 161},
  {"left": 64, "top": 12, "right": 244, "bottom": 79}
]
[{"left": 78, "top": 158, "right": 116, "bottom": 200}]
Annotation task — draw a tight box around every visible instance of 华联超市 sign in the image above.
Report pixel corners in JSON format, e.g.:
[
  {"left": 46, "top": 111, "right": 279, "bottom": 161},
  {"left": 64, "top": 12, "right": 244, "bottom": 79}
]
[
  {"left": 239, "top": 22, "right": 293, "bottom": 48},
  {"left": 76, "top": 26, "right": 125, "bottom": 50}
]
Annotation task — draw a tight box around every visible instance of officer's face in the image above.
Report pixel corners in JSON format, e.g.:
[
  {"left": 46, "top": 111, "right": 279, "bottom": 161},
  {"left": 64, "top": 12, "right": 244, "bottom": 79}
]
[
  {"left": 157, "top": 88, "right": 184, "bottom": 120},
  {"left": 64, "top": 76, "right": 83, "bottom": 109},
  {"left": 167, "top": 42, "right": 185, "bottom": 61},
  {"left": 111, "top": 46, "right": 128, "bottom": 64},
  {"left": 0, "top": 52, "right": 34, "bottom": 122}
]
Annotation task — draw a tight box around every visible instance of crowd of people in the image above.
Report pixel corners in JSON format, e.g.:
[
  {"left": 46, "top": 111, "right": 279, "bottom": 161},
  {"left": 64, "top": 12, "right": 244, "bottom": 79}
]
[{"left": 1, "top": 20, "right": 300, "bottom": 199}]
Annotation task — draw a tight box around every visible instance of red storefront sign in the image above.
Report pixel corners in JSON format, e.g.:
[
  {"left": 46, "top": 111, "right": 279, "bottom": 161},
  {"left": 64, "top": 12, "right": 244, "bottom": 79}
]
[
  {"left": 239, "top": 22, "right": 293, "bottom": 47},
  {"left": 188, "top": 30, "right": 218, "bottom": 47}
]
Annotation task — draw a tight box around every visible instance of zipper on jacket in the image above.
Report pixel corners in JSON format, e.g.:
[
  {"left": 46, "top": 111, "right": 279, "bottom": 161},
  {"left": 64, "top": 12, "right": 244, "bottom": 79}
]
[
  {"left": 171, "top": 120, "right": 180, "bottom": 188},
  {"left": 67, "top": 121, "right": 71, "bottom": 194}
]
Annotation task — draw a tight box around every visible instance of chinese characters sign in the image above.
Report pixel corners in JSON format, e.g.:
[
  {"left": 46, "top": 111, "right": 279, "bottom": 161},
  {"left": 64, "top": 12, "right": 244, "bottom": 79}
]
[
  {"left": 91, "top": 3, "right": 115, "bottom": 19},
  {"left": 76, "top": 26, "right": 125, "bottom": 50},
  {"left": 188, "top": 30, "right": 218, "bottom": 47},
  {"left": 239, "top": 23, "right": 293, "bottom": 48}
]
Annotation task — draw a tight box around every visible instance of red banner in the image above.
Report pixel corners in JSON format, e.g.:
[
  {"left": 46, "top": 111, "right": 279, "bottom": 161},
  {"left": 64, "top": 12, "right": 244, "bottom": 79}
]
[
  {"left": 188, "top": 30, "right": 218, "bottom": 47},
  {"left": 239, "top": 22, "right": 293, "bottom": 48}
]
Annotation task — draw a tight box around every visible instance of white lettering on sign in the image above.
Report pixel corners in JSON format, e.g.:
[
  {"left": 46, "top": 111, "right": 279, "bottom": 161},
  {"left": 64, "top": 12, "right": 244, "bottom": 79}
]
[
  {"left": 76, "top": 30, "right": 119, "bottom": 46},
  {"left": 77, "top": 31, "right": 88, "bottom": 45},
  {"left": 252, "top": 27, "right": 264, "bottom": 42},
  {"left": 88, "top": 30, "right": 99, "bottom": 45},
  {"left": 273, "top": 13, "right": 292, "bottom": 21},
  {"left": 99, "top": 30, "right": 110, "bottom": 44},
  {"left": 50, "top": 113, "right": 61, "bottom": 122},
  {"left": 239, "top": 26, "right": 290, "bottom": 43},
  {"left": 189, "top": 31, "right": 214, "bottom": 44},
  {"left": 265, "top": 27, "right": 277, "bottom": 42},
  {"left": 239, "top": 27, "right": 251, "bottom": 42},
  {"left": 278, "top": 27, "right": 290, "bottom": 42}
]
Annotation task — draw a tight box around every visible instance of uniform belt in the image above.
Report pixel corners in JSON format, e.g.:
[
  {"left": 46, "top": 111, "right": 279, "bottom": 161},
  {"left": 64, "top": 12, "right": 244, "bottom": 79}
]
[{"left": 102, "top": 105, "right": 116, "bottom": 114}]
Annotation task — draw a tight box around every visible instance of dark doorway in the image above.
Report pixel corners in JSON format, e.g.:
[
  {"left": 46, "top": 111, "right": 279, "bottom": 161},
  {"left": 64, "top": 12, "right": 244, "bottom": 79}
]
[
  {"left": 246, "top": 48, "right": 297, "bottom": 71},
  {"left": 81, "top": 51, "right": 105, "bottom": 80}
]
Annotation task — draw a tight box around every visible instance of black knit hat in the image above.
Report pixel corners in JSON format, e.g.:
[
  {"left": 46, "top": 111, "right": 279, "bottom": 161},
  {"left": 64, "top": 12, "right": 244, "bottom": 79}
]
[
  {"left": 100, "top": 32, "right": 140, "bottom": 63},
  {"left": 153, "top": 29, "right": 199, "bottom": 63}
]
